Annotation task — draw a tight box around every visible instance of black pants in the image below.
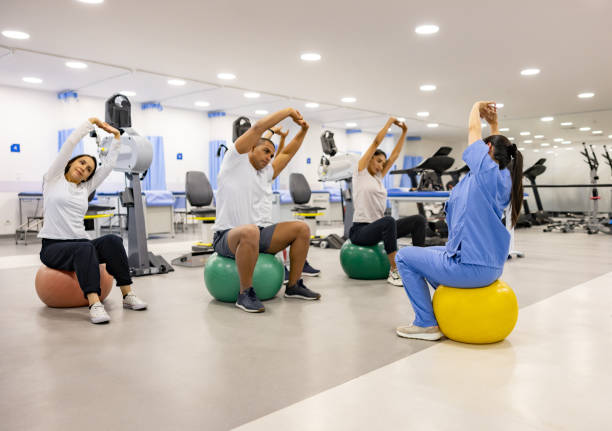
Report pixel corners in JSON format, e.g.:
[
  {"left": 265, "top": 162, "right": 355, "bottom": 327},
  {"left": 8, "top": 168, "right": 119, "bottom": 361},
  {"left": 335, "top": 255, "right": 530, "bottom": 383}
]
[
  {"left": 349, "top": 215, "right": 427, "bottom": 254},
  {"left": 40, "top": 234, "right": 132, "bottom": 298}
]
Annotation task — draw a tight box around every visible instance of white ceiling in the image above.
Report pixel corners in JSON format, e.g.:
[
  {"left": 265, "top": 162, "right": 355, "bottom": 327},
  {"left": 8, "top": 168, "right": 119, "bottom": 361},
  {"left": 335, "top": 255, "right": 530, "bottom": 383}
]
[{"left": 1, "top": 0, "right": 611, "bottom": 145}]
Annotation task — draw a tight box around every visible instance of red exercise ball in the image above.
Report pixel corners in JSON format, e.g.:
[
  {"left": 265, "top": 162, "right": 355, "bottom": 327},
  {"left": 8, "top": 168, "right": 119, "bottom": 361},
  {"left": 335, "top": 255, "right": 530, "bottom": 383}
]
[{"left": 35, "top": 264, "right": 114, "bottom": 308}]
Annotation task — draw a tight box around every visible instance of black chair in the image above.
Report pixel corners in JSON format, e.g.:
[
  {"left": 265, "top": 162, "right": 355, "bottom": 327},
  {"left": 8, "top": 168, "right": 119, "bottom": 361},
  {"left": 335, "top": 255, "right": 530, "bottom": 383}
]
[
  {"left": 172, "top": 171, "right": 216, "bottom": 267},
  {"left": 289, "top": 173, "right": 327, "bottom": 246}
]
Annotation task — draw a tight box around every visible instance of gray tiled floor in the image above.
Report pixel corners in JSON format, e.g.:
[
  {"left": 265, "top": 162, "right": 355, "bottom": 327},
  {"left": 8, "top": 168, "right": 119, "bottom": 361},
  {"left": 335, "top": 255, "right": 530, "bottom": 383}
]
[{"left": 0, "top": 227, "right": 611, "bottom": 430}]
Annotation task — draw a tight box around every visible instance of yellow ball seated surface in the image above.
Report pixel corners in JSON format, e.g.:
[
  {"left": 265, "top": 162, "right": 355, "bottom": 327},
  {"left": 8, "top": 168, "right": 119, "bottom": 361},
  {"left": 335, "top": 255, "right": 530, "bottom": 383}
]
[{"left": 432, "top": 280, "right": 518, "bottom": 344}]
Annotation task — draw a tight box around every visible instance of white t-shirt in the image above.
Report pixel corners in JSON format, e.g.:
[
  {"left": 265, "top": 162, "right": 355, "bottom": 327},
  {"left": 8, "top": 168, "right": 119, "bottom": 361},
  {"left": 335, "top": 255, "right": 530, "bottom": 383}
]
[
  {"left": 38, "top": 121, "right": 120, "bottom": 240},
  {"left": 351, "top": 168, "right": 387, "bottom": 223},
  {"left": 253, "top": 178, "right": 275, "bottom": 227},
  {"left": 213, "top": 146, "right": 274, "bottom": 232}
]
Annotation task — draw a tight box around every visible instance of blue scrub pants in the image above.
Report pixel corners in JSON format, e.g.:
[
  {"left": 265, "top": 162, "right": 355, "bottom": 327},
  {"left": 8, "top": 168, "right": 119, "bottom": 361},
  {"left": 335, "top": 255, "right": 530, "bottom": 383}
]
[{"left": 395, "top": 246, "right": 502, "bottom": 327}]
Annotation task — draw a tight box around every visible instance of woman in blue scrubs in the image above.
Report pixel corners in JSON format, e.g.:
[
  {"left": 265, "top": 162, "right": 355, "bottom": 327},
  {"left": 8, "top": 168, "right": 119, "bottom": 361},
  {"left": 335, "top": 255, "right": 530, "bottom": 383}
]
[{"left": 395, "top": 101, "right": 523, "bottom": 340}]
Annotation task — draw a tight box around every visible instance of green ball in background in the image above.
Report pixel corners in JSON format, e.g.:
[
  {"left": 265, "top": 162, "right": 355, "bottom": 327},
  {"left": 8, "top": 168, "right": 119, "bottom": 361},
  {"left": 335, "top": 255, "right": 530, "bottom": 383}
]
[
  {"left": 204, "top": 253, "right": 284, "bottom": 302},
  {"left": 339, "top": 240, "right": 390, "bottom": 280}
]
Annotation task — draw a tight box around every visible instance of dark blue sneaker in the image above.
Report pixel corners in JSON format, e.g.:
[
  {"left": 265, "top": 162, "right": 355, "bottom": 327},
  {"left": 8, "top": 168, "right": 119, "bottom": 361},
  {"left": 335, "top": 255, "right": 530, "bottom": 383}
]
[
  {"left": 235, "top": 287, "right": 265, "bottom": 313},
  {"left": 284, "top": 279, "right": 321, "bottom": 300},
  {"left": 283, "top": 266, "right": 289, "bottom": 285},
  {"left": 301, "top": 260, "right": 321, "bottom": 277}
]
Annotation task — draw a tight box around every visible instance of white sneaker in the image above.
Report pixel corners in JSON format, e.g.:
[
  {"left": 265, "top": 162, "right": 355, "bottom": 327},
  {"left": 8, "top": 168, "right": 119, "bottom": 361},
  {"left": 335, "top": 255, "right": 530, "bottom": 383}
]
[
  {"left": 123, "top": 292, "right": 148, "bottom": 310},
  {"left": 396, "top": 324, "right": 443, "bottom": 341},
  {"left": 387, "top": 269, "right": 403, "bottom": 286},
  {"left": 89, "top": 302, "right": 110, "bottom": 324}
]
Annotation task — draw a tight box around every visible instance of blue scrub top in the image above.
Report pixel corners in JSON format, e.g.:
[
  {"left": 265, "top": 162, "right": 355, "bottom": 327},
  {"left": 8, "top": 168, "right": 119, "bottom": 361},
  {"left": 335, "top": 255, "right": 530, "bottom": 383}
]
[{"left": 444, "top": 140, "right": 512, "bottom": 268}]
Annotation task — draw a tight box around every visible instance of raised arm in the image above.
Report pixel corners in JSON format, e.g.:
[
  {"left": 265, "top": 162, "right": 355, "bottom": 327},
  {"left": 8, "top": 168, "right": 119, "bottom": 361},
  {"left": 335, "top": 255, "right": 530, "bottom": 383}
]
[
  {"left": 87, "top": 122, "right": 121, "bottom": 191},
  {"left": 381, "top": 121, "right": 407, "bottom": 177},
  {"left": 357, "top": 117, "right": 396, "bottom": 172},
  {"left": 45, "top": 118, "right": 99, "bottom": 180},
  {"left": 468, "top": 101, "right": 496, "bottom": 145},
  {"left": 263, "top": 126, "right": 288, "bottom": 156},
  {"left": 272, "top": 122, "right": 308, "bottom": 179},
  {"left": 234, "top": 108, "right": 302, "bottom": 154}
]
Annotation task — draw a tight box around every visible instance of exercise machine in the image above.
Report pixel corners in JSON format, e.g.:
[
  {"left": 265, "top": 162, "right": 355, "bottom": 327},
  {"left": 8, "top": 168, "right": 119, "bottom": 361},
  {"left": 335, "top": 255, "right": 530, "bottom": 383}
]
[
  {"left": 318, "top": 130, "right": 359, "bottom": 244},
  {"left": 95, "top": 94, "right": 173, "bottom": 276},
  {"left": 517, "top": 158, "right": 552, "bottom": 227}
]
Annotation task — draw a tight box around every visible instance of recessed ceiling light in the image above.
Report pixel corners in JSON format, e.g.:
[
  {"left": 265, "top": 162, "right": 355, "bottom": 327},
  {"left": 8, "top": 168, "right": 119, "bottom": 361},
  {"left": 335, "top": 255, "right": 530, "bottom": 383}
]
[
  {"left": 521, "top": 68, "right": 540, "bottom": 76},
  {"left": 66, "top": 61, "right": 87, "bottom": 69},
  {"left": 518, "top": 147, "right": 525, "bottom": 151},
  {"left": 168, "top": 79, "right": 186, "bottom": 86},
  {"left": 427, "top": 123, "right": 439, "bottom": 128},
  {"left": 560, "top": 122, "right": 573, "bottom": 126},
  {"left": 541, "top": 143, "right": 550, "bottom": 146},
  {"left": 495, "top": 103, "right": 504, "bottom": 108},
  {"left": 120, "top": 90, "right": 136, "bottom": 97},
  {"left": 22, "top": 77, "right": 42, "bottom": 84},
  {"left": 397, "top": 117, "right": 406, "bottom": 122},
  {"left": 578, "top": 92, "right": 595, "bottom": 99},
  {"left": 565, "top": 147, "right": 573, "bottom": 151},
  {"left": 481, "top": 123, "right": 487, "bottom": 128},
  {"left": 305, "top": 102, "right": 319, "bottom": 108},
  {"left": 534, "top": 135, "right": 544, "bottom": 139},
  {"left": 1, "top": 30, "right": 30, "bottom": 40},
  {"left": 553, "top": 145, "right": 559, "bottom": 148},
  {"left": 608, "top": 135, "right": 612, "bottom": 139},
  {"left": 194, "top": 101, "right": 210, "bottom": 107},
  {"left": 416, "top": 111, "right": 429, "bottom": 117},
  {"left": 499, "top": 127, "right": 509, "bottom": 132},
  {"left": 520, "top": 131, "right": 530, "bottom": 136},
  {"left": 415, "top": 24, "right": 439, "bottom": 35},
  {"left": 419, "top": 84, "right": 436, "bottom": 92},
  {"left": 341, "top": 97, "right": 356, "bottom": 103},
  {"left": 346, "top": 122, "right": 357, "bottom": 127},
  {"left": 255, "top": 110, "right": 268, "bottom": 115},
  {"left": 541, "top": 116, "right": 554, "bottom": 122},
  {"left": 533, "top": 149, "right": 540, "bottom": 152},
  {"left": 523, "top": 140, "right": 533, "bottom": 144},
  {"left": 562, "top": 140, "right": 571, "bottom": 144},
  {"left": 592, "top": 130, "right": 603, "bottom": 134},
  {"left": 300, "top": 52, "right": 321, "bottom": 61},
  {"left": 217, "top": 72, "right": 236, "bottom": 80},
  {"left": 553, "top": 138, "right": 563, "bottom": 142},
  {"left": 579, "top": 127, "right": 591, "bottom": 131},
  {"left": 509, "top": 137, "right": 515, "bottom": 141},
  {"left": 77, "top": 0, "right": 104, "bottom": 3},
  {"left": 244, "top": 92, "right": 260, "bottom": 99}
]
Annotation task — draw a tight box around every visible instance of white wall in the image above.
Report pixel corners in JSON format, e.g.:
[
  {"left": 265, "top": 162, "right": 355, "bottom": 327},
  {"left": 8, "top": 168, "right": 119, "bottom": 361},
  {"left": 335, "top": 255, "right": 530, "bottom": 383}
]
[{"left": 1, "top": 83, "right": 606, "bottom": 235}]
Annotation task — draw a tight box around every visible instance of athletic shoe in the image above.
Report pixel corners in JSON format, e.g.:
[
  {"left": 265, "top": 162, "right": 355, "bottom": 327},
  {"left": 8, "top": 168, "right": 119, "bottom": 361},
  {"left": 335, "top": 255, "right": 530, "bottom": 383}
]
[
  {"left": 387, "top": 269, "right": 403, "bottom": 286},
  {"left": 285, "top": 279, "right": 321, "bottom": 300},
  {"left": 123, "top": 292, "right": 148, "bottom": 310},
  {"left": 396, "top": 324, "right": 443, "bottom": 341},
  {"left": 301, "top": 260, "right": 321, "bottom": 277},
  {"left": 235, "top": 287, "right": 265, "bottom": 313},
  {"left": 89, "top": 302, "right": 110, "bottom": 324},
  {"left": 283, "top": 266, "right": 289, "bottom": 285}
]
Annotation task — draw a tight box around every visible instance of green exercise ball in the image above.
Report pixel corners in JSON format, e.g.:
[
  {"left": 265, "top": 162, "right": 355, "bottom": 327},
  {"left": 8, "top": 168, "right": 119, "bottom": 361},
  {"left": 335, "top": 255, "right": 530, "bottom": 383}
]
[
  {"left": 204, "top": 253, "right": 284, "bottom": 302},
  {"left": 339, "top": 240, "right": 390, "bottom": 280}
]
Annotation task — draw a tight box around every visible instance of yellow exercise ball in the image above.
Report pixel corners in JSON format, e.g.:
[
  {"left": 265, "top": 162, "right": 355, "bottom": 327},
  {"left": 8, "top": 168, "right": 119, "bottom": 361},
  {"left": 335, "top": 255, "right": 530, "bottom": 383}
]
[{"left": 432, "top": 280, "right": 518, "bottom": 344}]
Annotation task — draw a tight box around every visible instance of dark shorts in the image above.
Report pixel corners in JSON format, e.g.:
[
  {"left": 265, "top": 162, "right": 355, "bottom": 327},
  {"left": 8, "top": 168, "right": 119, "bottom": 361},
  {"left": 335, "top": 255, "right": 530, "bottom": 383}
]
[{"left": 212, "top": 224, "right": 277, "bottom": 259}]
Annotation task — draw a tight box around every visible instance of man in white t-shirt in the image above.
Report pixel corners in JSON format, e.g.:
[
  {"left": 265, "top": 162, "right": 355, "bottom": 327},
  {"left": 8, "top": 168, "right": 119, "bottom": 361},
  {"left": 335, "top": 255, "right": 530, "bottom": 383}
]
[{"left": 212, "top": 108, "right": 321, "bottom": 313}]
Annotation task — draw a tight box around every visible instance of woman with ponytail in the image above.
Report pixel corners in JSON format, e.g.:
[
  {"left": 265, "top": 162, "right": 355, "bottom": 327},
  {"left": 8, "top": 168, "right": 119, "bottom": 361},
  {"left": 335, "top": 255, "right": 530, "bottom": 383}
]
[{"left": 394, "top": 101, "right": 522, "bottom": 341}]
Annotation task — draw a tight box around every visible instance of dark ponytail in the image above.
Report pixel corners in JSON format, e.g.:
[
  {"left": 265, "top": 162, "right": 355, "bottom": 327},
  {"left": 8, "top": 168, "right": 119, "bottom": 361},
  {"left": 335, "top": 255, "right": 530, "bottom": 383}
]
[{"left": 483, "top": 135, "right": 523, "bottom": 227}]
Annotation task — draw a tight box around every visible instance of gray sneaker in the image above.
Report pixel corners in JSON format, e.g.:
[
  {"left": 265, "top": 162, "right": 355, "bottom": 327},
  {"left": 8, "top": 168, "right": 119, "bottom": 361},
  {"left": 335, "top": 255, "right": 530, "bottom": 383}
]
[
  {"left": 396, "top": 324, "right": 443, "bottom": 341},
  {"left": 235, "top": 287, "right": 265, "bottom": 313},
  {"left": 284, "top": 279, "right": 321, "bottom": 300}
]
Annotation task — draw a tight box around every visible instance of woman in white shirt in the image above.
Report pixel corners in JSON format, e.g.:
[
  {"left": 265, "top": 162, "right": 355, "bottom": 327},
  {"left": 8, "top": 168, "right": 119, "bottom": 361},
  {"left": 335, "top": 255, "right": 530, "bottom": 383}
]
[
  {"left": 38, "top": 118, "right": 147, "bottom": 324},
  {"left": 349, "top": 118, "right": 427, "bottom": 286}
]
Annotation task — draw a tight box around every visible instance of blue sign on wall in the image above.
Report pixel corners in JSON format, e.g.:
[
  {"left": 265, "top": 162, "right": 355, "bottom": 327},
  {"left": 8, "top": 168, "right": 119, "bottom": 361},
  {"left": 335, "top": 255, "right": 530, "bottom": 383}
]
[
  {"left": 177, "top": 153, "right": 183, "bottom": 160},
  {"left": 10, "top": 143, "right": 20, "bottom": 153},
  {"left": 306, "top": 157, "right": 311, "bottom": 164}
]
